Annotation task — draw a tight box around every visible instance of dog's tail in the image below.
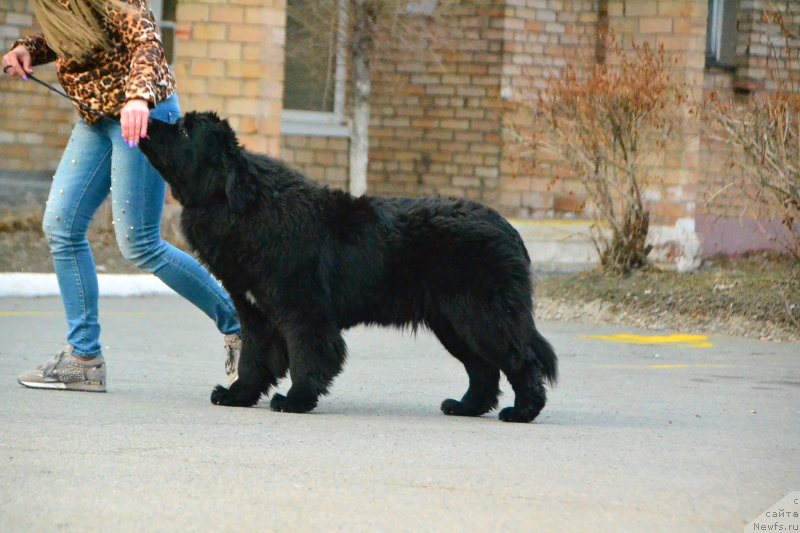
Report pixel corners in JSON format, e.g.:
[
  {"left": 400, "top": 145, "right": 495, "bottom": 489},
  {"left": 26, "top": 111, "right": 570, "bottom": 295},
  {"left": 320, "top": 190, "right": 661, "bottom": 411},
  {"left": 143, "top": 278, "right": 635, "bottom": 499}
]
[{"left": 530, "top": 327, "right": 558, "bottom": 387}]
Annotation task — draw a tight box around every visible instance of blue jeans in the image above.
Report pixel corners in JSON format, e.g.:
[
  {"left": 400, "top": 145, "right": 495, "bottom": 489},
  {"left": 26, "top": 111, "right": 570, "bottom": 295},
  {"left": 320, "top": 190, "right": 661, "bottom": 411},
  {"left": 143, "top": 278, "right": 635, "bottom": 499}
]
[{"left": 43, "top": 94, "right": 241, "bottom": 357}]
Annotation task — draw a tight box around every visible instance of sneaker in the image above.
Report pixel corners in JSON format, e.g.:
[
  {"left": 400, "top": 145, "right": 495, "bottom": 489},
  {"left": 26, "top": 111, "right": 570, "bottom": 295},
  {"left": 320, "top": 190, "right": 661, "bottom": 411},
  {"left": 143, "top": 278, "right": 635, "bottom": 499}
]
[
  {"left": 224, "top": 334, "right": 242, "bottom": 387},
  {"left": 17, "top": 345, "right": 106, "bottom": 392}
]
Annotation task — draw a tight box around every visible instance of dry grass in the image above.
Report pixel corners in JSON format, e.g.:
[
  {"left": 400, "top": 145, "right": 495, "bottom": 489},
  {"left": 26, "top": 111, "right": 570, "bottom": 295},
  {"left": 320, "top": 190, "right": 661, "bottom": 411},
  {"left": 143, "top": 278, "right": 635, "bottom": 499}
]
[
  {"left": 0, "top": 199, "right": 43, "bottom": 233},
  {"left": 0, "top": 200, "right": 189, "bottom": 273},
  {"left": 537, "top": 253, "right": 800, "bottom": 341}
]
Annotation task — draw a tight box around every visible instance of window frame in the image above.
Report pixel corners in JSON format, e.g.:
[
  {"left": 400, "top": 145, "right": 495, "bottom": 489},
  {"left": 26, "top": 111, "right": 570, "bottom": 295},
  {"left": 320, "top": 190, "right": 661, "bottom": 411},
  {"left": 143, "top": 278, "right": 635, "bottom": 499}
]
[
  {"left": 706, "top": 0, "right": 738, "bottom": 70},
  {"left": 407, "top": 0, "right": 438, "bottom": 16},
  {"left": 149, "top": 0, "right": 177, "bottom": 65}
]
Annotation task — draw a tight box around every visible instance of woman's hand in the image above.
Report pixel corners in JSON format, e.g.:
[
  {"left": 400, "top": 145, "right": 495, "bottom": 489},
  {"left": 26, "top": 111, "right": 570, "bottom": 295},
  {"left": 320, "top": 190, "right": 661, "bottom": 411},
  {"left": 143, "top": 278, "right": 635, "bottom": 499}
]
[
  {"left": 2, "top": 46, "right": 33, "bottom": 80},
  {"left": 120, "top": 98, "right": 150, "bottom": 147}
]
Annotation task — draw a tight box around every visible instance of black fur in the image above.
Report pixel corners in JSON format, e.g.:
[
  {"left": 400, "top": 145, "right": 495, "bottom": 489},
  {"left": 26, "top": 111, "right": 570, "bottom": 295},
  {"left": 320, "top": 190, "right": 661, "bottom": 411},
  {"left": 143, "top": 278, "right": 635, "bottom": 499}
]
[{"left": 139, "top": 111, "right": 558, "bottom": 422}]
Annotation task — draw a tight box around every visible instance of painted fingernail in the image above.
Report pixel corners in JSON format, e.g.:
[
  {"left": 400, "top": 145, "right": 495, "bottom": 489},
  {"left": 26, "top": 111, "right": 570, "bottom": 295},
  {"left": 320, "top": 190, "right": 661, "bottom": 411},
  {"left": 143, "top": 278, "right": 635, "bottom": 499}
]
[
  {"left": 22, "top": 75, "right": 27, "bottom": 81},
  {"left": 128, "top": 141, "right": 135, "bottom": 148},
  {"left": 140, "top": 133, "right": 147, "bottom": 139}
]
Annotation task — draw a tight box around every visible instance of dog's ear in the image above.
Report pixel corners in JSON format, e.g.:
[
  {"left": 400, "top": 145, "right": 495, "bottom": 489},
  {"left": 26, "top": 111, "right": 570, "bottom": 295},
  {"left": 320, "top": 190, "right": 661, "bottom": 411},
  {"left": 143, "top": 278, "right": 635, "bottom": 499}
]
[
  {"left": 224, "top": 160, "right": 259, "bottom": 214},
  {"left": 199, "top": 116, "right": 258, "bottom": 214}
]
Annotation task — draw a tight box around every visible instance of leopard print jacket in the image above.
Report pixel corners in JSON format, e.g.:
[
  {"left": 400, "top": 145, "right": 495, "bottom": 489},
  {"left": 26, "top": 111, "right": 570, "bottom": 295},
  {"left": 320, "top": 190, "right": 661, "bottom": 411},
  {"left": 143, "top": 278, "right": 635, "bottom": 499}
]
[{"left": 12, "top": 0, "right": 176, "bottom": 125}]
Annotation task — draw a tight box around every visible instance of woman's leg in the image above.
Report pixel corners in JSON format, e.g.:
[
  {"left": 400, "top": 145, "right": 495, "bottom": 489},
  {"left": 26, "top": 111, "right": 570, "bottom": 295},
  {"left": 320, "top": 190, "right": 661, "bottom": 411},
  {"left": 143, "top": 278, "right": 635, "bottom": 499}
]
[
  {"left": 109, "top": 96, "right": 241, "bottom": 335},
  {"left": 42, "top": 121, "right": 112, "bottom": 357}
]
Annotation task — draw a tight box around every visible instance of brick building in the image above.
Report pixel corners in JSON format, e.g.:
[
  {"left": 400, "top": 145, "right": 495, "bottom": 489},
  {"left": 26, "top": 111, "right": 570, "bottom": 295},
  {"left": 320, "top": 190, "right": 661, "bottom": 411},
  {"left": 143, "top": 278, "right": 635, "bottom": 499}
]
[{"left": 1, "top": 0, "right": 798, "bottom": 262}]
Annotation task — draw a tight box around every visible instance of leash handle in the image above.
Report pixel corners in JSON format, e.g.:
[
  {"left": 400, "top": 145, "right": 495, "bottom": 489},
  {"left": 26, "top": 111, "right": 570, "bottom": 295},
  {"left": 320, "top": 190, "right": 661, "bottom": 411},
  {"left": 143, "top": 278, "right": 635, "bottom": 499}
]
[{"left": 4, "top": 64, "right": 118, "bottom": 124}]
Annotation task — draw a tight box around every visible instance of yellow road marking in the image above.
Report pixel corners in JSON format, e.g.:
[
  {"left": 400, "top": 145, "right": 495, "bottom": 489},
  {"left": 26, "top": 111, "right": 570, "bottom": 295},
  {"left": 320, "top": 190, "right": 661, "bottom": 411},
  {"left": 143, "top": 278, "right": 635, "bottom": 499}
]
[{"left": 580, "top": 333, "right": 713, "bottom": 348}]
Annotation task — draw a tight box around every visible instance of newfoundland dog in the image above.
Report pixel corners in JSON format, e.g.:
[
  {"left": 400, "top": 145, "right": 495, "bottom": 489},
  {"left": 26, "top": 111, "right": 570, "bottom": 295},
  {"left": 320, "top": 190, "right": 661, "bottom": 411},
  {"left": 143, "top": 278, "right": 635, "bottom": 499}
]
[{"left": 139, "top": 111, "right": 557, "bottom": 422}]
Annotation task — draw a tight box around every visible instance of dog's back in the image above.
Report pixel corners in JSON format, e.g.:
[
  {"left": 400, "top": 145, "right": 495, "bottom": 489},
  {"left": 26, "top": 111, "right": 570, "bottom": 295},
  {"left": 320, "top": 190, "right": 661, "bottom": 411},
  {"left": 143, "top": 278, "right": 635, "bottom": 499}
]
[{"left": 320, "top": 193, "right": 535, "bottom": 330}]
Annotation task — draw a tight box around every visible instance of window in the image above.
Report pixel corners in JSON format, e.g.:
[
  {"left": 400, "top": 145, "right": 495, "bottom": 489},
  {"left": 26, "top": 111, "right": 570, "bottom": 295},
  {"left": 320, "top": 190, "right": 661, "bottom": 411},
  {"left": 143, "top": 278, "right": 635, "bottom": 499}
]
[
  {"left": 282, "top": 0, "right": 348, "bottom": 137},
  {"left": 150, "top": 0, "right": 176, "bottom": 64},
  {"left": 407, "top": 0, "right": 438, "bottom": 16},
  {"left": 706, "top": 0, "right": 738, "bottom": 68}
]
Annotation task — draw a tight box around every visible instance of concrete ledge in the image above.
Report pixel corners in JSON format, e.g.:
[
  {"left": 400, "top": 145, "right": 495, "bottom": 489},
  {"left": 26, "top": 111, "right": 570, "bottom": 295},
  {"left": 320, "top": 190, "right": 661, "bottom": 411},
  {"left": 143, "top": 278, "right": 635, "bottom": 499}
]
[
  {"left": 511, "top": 219, "right": 598, "bottom": 273},
  {"left": 0, "top": 273, "right": 176, "bottom": 298}
]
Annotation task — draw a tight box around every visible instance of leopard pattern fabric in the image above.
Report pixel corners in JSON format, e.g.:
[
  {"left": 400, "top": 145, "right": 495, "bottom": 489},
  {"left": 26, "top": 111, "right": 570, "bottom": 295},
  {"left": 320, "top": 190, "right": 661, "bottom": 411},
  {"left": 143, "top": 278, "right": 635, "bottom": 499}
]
[{"left": 12, "top": 0, "right": 175, "bottom": 125}]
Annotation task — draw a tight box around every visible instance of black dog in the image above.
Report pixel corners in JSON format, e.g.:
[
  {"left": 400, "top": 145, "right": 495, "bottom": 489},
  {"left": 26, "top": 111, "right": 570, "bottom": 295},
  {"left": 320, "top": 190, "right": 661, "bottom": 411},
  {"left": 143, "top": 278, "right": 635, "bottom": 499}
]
[{"left": 139, "top": 111, "right": 557, "bottom": 422}]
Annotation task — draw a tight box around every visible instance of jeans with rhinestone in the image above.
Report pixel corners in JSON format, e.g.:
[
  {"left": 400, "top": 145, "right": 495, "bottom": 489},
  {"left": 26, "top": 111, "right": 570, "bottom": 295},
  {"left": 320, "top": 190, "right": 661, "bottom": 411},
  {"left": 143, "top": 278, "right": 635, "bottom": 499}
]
[{"left": 42, "top": 94, "right": 241, "bottom": 357}]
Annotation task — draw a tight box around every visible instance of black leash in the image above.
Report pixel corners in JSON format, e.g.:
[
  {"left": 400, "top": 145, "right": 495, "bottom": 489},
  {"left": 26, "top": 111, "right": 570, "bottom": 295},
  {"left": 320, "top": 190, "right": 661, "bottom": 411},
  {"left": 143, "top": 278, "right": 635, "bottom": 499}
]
[{"left": 3, "top": 65, "right": 119, "bottom": 124}]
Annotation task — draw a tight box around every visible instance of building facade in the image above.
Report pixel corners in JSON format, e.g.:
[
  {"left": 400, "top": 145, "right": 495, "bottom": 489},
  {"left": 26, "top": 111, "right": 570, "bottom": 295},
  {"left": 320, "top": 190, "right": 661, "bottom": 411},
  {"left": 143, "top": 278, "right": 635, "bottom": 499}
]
[{"left": 1, "top": 0, "right": 798, "bottom": 260}]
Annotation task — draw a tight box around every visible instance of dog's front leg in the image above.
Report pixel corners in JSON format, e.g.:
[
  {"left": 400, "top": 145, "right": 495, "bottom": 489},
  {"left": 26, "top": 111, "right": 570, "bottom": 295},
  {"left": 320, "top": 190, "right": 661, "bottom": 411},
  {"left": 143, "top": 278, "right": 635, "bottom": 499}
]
[
  {"left": 269, "top": 320, "right": 347, "bottom": 414},
  {"left": 211, "top": 295, "right": 286, "bottom": 407}
]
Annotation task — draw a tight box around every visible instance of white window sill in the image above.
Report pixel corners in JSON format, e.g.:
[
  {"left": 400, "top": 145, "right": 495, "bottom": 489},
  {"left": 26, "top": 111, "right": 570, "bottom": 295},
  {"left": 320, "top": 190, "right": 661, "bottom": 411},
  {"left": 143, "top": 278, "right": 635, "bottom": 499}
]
[{"left": 281, "top": 110, "right": 349, "bottom": 138}]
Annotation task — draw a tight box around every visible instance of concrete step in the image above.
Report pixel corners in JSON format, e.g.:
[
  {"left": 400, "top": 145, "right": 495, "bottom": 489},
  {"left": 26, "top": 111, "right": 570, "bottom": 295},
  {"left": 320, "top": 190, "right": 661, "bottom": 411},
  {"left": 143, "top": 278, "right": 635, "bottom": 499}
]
[{"left": 511, "top": 219, "right": 598, "bottom": 274}]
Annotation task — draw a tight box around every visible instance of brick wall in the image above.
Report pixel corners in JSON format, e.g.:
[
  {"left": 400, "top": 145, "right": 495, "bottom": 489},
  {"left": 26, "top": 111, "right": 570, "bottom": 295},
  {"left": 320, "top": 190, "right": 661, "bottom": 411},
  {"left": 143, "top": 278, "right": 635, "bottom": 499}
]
[
  {"left": 497, "top": 0, "right": 708, "bottom": 224},
  {"left": 365, "top": 0, "right": 506, "bottom": 204},
  {"left": 695, "top": 1, "right": 800, "bottom": 254},
  {"left": 281, "top": 135, "right": 349, "bottom": 187},
  {"left": 284, "top": 0, "right": 710, "bottom": 228},
  {"left": 167, "top": 0, "right": 795, "bottom": 258},
  {"left": 499, "top": 0, "right": 600, "bottom": 218},
  {"left": 607, "top": 0, "right": 707, "bottom": 225},
  {"left": 279, "top": 3, "right": 508, "bottom": 197},
  {"left": 173, "top": 0, "right": 285, "bottom": 155},
  {"left": 0, "top": 0, "right": 74, "bottom": 177},
  {"left": 700, "top": 1, "right": 800, "bottom": 219},
  {"left": 734, "top": 0, "right": 799, "bottom": 93}
]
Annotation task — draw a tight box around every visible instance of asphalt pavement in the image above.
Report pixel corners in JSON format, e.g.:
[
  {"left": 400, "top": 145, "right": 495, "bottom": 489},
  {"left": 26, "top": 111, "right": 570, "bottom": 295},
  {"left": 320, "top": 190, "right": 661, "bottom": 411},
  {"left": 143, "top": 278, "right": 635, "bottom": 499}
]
[{"left": 0, "top": 295, "right": 798, "bottom": 532}]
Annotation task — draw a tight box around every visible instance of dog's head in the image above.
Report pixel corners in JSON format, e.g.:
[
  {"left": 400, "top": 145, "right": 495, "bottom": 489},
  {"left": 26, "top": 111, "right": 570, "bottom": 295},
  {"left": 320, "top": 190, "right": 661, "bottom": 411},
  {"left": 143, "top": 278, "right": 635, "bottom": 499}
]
[{"left": 139, "top": 111, "right": 257, "bottom": 212}]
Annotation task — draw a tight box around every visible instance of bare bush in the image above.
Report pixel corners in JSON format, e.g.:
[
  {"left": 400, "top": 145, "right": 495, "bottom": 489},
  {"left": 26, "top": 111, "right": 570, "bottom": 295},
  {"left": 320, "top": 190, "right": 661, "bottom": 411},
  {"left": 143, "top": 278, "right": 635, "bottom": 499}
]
[
  {"left": 511, "top": 37, "right": 686, "bottom": 273},
  {"left": 704, "top": 6, "right": 800, "bottom": 259}
]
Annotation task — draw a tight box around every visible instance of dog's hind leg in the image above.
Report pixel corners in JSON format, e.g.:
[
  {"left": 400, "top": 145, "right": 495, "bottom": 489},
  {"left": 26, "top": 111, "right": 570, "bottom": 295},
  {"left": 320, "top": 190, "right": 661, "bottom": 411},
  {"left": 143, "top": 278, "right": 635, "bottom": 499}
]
[
  {"left": 429, "top": 318, "right": 501, "bottom": 417},
  {"left": 455, "top": 308, "right": 555, "bottom": 423},
  {"left": 496, "top": 340, "right": 555, "bottom": 423},
  {"left": 211, "top": 297, "right": 287, "bottom": 407},
  {"left": 269, "top": 321, "right": 347, "bottom": 414},
  {"left": 496, "top": 316, "right": 557, "bottom": 423},
  {"left": 496, "top": 357, "right": 548, "bottom": 423}
]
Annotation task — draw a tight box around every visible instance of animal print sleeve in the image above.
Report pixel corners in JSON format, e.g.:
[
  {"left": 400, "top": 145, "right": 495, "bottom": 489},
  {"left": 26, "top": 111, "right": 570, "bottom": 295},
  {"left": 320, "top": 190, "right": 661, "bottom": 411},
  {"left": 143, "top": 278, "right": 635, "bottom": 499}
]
[
  {"left": 11, "top": 35, "right": 58, "bottom": 66},
  {"left": 107, "top": 0, "right": 171, "bottom": 107}
]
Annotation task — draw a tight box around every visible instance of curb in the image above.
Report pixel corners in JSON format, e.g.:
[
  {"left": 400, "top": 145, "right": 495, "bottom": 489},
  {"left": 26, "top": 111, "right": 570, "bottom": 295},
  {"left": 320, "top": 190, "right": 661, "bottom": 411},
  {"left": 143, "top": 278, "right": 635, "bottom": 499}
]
[{"left": 0, "top": 273, "right": 176, "bottom": 298}]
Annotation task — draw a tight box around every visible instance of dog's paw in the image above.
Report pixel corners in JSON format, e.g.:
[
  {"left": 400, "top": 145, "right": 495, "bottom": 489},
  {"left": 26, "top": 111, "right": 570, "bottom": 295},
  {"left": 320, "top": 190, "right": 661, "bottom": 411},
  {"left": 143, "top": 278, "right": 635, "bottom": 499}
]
[
  {"left": 441, "top": 398, "right": 474, "bottom": 417},
  {"left": 210, "top": 385, "right": 230, "bottom": 405},
  {"left": 210, "top": 384, "right": 260, "bottom": 407},
  {"left": 269, "top": 392, "right": 317, "bottom": 413},
  {"left": 498, "top": 406, "right": 539, "bottom": 423},
  {"left": 441, "top": 398, "right": 492, "bottom": 417}
]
